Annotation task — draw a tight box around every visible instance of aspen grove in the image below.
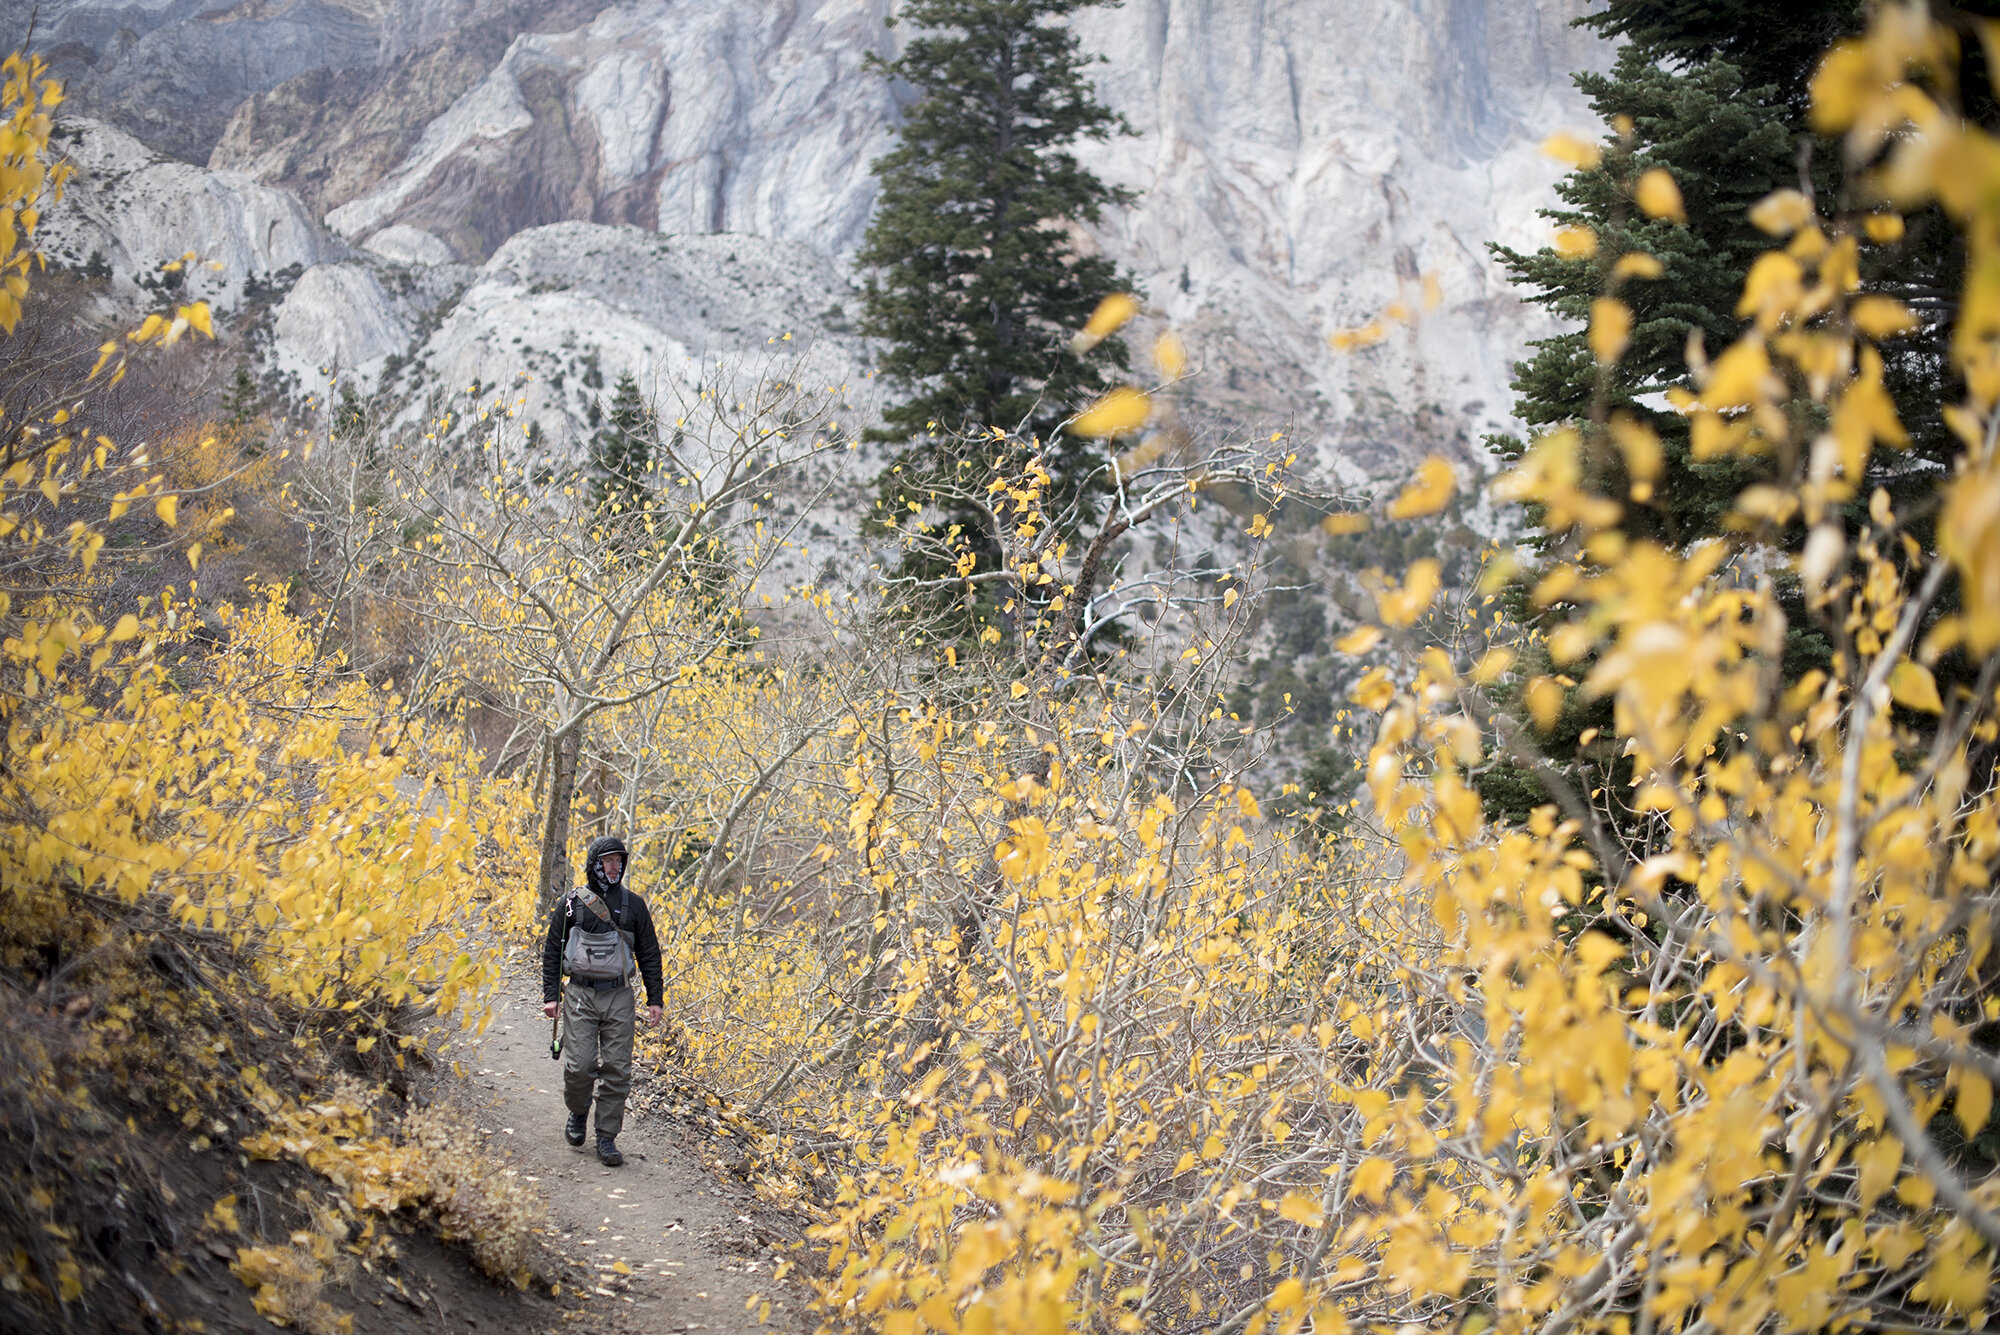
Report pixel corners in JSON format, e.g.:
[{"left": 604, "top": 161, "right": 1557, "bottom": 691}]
[{"left": 8, "top": 5, "right": 2000, "bottom": 1334}]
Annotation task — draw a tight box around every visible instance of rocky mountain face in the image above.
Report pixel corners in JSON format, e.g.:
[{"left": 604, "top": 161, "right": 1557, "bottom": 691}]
[{"left": 27, "top": 0, "right": 1609, "bottom": 482}]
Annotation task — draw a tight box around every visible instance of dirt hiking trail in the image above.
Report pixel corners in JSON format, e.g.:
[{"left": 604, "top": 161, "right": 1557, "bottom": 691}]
[{"left": 464, "top": 947, "right": 810, "bottom": 1335}]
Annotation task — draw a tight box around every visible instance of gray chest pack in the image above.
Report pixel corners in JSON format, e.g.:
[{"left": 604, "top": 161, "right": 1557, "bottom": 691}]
[{"left": 562, "top": 886, "right": 635, "bottom": 983}]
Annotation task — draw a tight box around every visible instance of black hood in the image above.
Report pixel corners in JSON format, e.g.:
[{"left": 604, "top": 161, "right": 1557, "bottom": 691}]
[{"left": 583, "top": 834, "right": 628, "bottom": 896}]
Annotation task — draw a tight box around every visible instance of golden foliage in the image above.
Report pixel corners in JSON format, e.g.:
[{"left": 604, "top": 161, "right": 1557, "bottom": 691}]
[
  {"left": 0, "top": 55, "right": 533, "bottom": 1321},
  {"left": 17, "top": 8, "right": 2000, "bottom": 1334},
  {"left": 1634, "top": 167, "right": 1686, "bottom": 223},
  {"left": 0, "top": 53, "right": 67, "bottom": 335},
  {"left": 244, "top": 1086, "right": 546, "bottom": 1285},
  {"left": 535, "top": 11, "right": 2000, "bottom": 1335}
]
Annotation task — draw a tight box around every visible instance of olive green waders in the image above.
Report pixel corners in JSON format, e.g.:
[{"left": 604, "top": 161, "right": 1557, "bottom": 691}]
[{"left": 562, "top": 980, "right": 636, "bottom": 1140}]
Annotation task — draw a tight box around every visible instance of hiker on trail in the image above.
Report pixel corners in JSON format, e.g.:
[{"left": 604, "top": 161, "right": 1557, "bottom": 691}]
[{"left": 541, "top": 833, "right": 664, "bottom": 1166}]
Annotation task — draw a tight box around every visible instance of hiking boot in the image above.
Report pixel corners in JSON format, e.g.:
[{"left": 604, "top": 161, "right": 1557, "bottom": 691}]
[
  {"left": 596, "top": 1135, "right": 624, "bottom": 1167},
  {"left": 564, "top": 1112, "right": 587, "bottom": 1147}
]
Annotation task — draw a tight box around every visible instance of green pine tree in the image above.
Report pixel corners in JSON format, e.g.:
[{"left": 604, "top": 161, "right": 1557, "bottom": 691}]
[
  {"left": 1477, "top": 1, "right": 2000, "bottom": 834},
  {"left": 332, "top": 382, "right": 366, "bottom": 442},
  {"left": 223, "top": 363, "right": 260, "bottom": 428},
  {"left": 589, "top": 372, "right": 654, "bottom": 522},
  {"left": 1480, "top": 0, "right": 1968, "bottom": 828},
  {"left": 861, "top": 0, "right": 1135, "bottom": 443},
  {"left": 1582, "top": 1, "right": 1862, "bottom": 106},
  {"left": 860, "top": 0, "right": 1139, "bottom": 642},
  {"left": 1489, "top": 41, "right": 1804, "bottom": 552},
  {"left": 1492, "top": 0, "right": 1989, "bottom": 554}
]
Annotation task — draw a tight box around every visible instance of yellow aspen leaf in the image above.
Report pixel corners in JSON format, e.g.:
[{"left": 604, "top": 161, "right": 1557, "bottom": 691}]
[
  {"left": 1351, "top": 667, "right": 1395, "bottom": 712},
  {"left": 1335, "top": 626, "right": 1383, "bottom": 656},
  {"left": 1314, "top": 1302, "right": 1353, "bottom": 1335},
  {"left": 1266, "top": 1279, "right": 1306, "bottom": 1312},
  {"left": 1703, "top": 337, "right": 1774, "bottom": 409},
  {"left": 1634, "top": 168, "right": 1685, "bottom": 222},
  {"left": 1920, "top": 1245, "right": 1990, "bottom": 1312},
  {"left": 1153, "top": 330, "right": 1187, "bottom": 378},
  {"left": 611, "top": 1261, "right": 632, "bottom": 1275},
  {"left": 1852, "top": 295, "right": 1917, "bottom": 339},
  {"left": 187, "top": 542, "right": 202, "bottom": 571},
  {"left": 1890, "top": 660, "right": 1944, "bottom": 713},
  {"left": 1349, "top": 1156, "right": 1394, "bottom": 1204},
  {"left": 1864, "top": 213, "right": 1906, "bottom": 243},
  {"left": 1590, "top": 297, "right": 1632, "bottom": 366},
  {"left": 1612, "top": 252, "right": 1664, "bottom": 281},
  {"left": 1809, "top": 40, "right": 1872, "bottom": 134},
  {"left": 1072, "top": 292, "right": 1139, "bottom": 352},
  {"left": 1200, "top": 1134, "right": 1224, "bottom": 1160},
  {"left": 1552, "top": 225, "right": 1598, "bottom": 259},
  {"left": 1542, "top": 132, "right": 1602, "bottom": 168},
  {"left": 1329, "top": 320, "right": 1387, "bottom": 352},
  {"left": 178, "top": 301, "right": 214, "bottom": 338},
  {"left": 1749, "top": 189, "right": 1814, "bottom": 236},
  {"left": 1470, "top": 646, "right": 1515, "bottom": 684},
  {"left": 1377, "top": 558, "right": 1441, "bottom": 628},
  {"left": 1072, "top": 387, "right": 1151, "bottom": 438},
  {"left": 207, "top": 1195, "right": 242, "bottom": 1234},
  {"left": 156, "top": 494, "right": 179, "bottom": 527},
  {"left": 1943, "top": 465, "right": 2000, "bottom": 651},
  {"left": 1959, "top": 1072, "right": 1993, "bottom": 1135},
  {"left": 1223, "top": 587, "right": 1240, "bottom": 609},
  {"left": 1277, "top": 1192, "right": 1324, "bottom": 1227},
  {"left": 1610, "top": 415, "right": 1663, "bottom": 500},
  {"left": 1321, "top": 512, "right": 1370, "bottom": 536},
  {"left": 1388, "top": 456, "right": 1456, "bottom": 519},
  {"left": 1799, "top": 523, "right": 1845, "bottom": 592},
  {"left": 1574, "top": 932, "right": 1624, "bottom": 971},
  {"left": 1550, "top": 622, "right": 1594, "bottom": 664},
  {"left": 1857, "top": 1135, "right": 1902, "bottom": 1210},
  {"left": 1526, "top": 676, "right": 1565, "bottom": 731}
]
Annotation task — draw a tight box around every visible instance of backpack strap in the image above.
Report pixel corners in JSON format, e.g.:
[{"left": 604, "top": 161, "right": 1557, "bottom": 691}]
[
  {"left": 571, "top": 886, "right": 617, "bottom": 927},
  {"left": 570, "top": 887, "right": 634, "bottom": 953}
]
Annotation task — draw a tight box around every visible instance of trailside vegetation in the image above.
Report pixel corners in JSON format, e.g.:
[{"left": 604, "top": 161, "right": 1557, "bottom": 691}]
[
  {"left": 1477, "top": 0, "right": 1984, "bottom": 826},
  {"left": 14, "top": 6, "right": 2000, "bottom": 1334},
  {"left": 593, "top": 10, "right": 2000, "bottom": 1333},
  {"left": 0, "top": 54, "right": 543, "bottom": 1331}
]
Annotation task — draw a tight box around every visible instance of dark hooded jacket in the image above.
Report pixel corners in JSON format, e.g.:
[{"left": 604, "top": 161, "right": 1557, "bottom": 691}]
[{"left": 541, "top": 834, "right": 665, "bottom": 1006}]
